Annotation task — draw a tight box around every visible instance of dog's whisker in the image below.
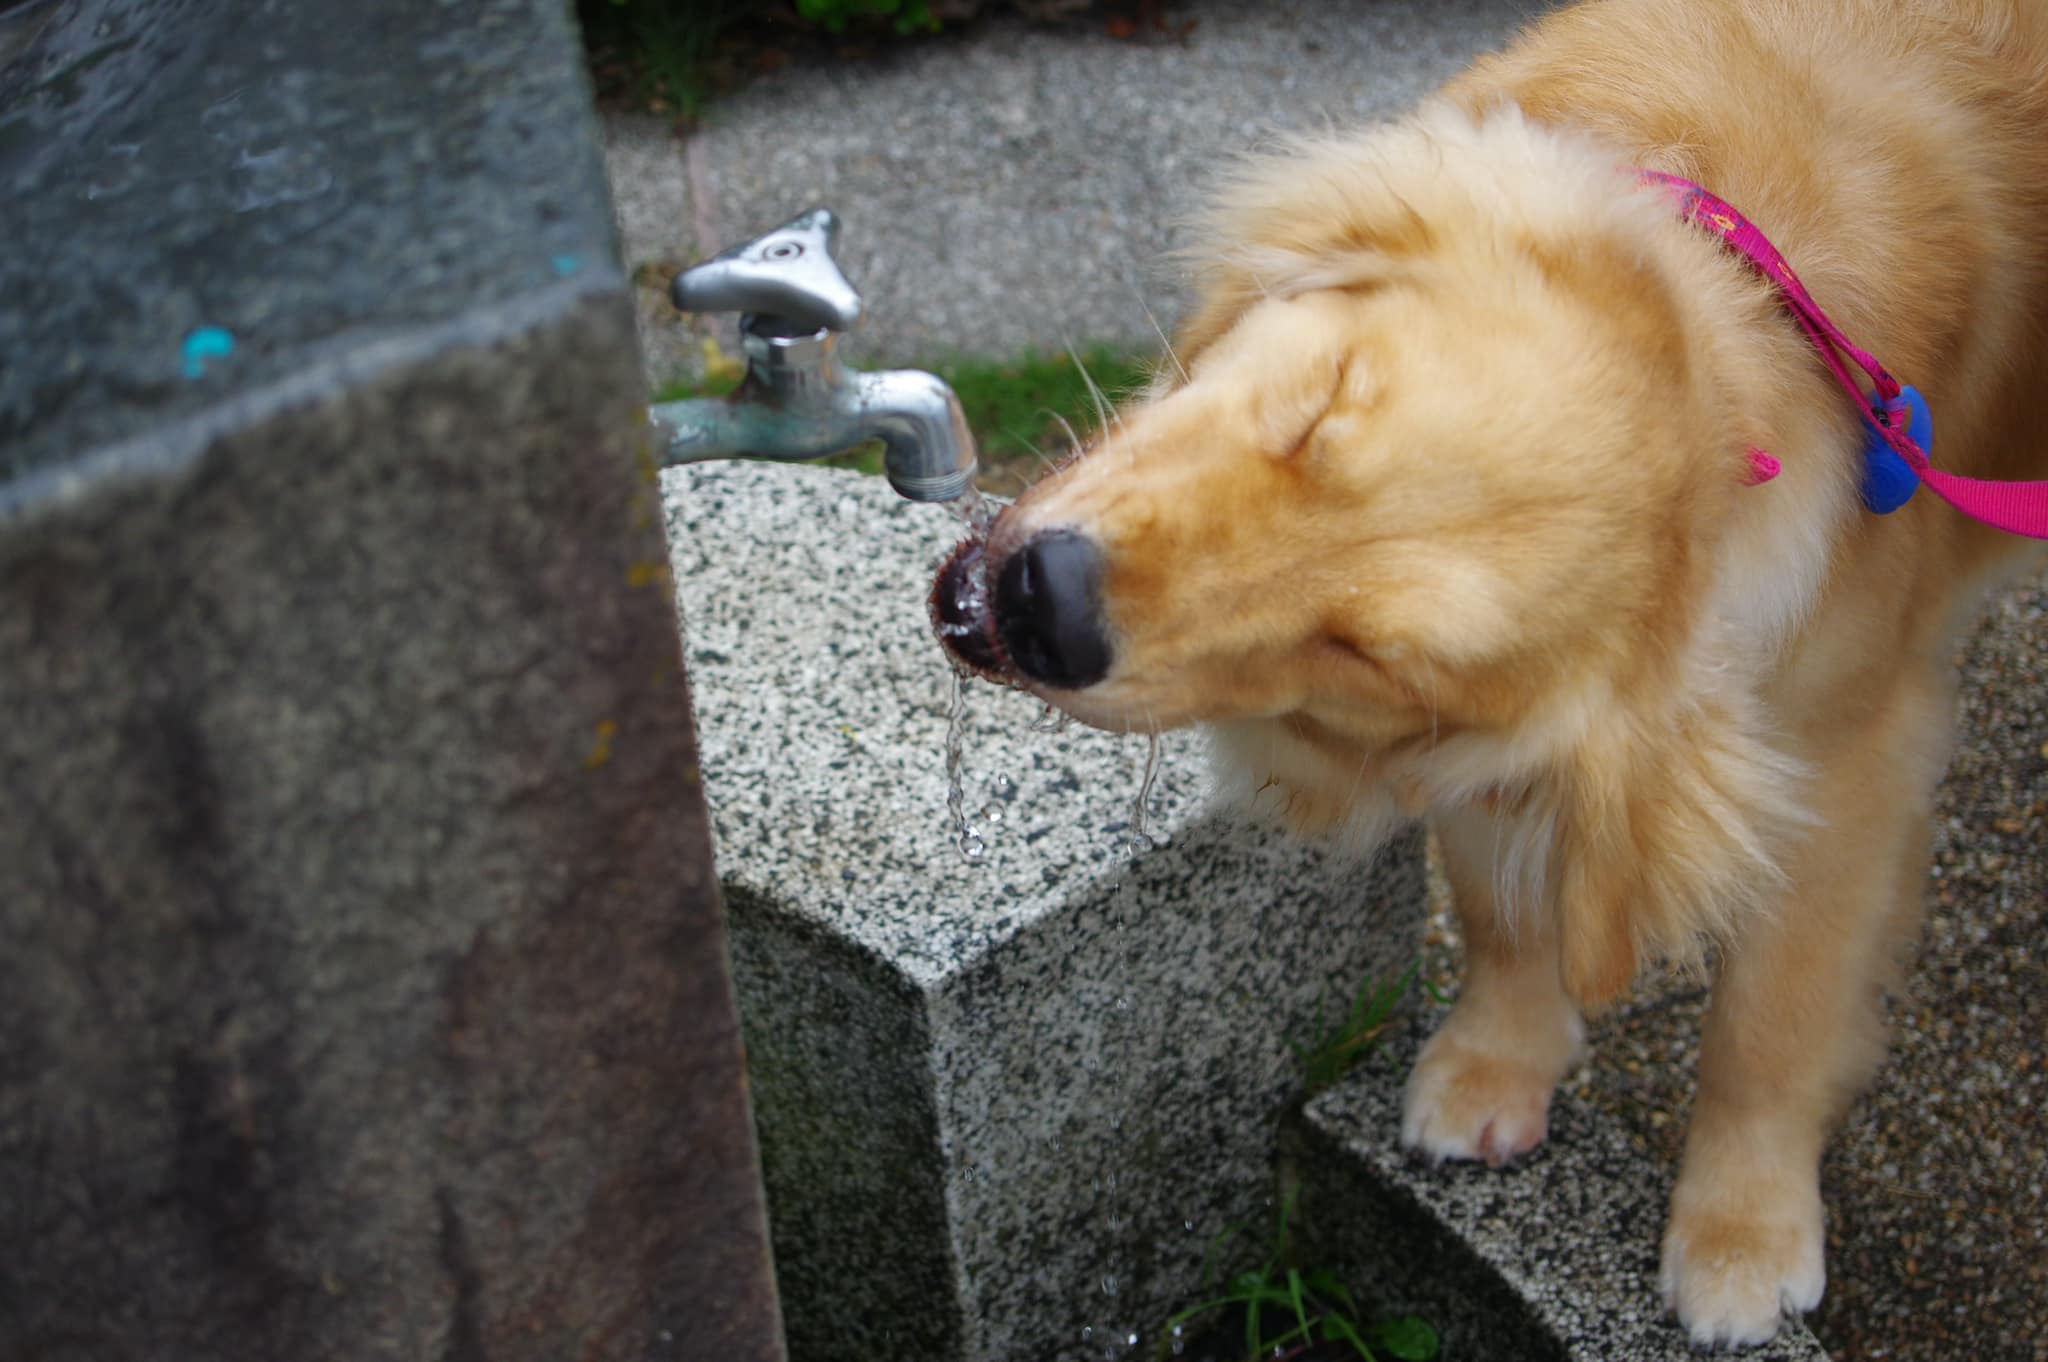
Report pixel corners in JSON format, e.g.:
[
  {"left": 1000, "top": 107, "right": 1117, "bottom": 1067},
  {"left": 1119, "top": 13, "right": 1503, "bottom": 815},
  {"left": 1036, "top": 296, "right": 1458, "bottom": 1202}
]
[
  {"left": 1015, "top": 434, "right": 1061, "bottom": 478},
  {"left": 1063, "top": 337, "right": 1123, "bottom": 439},
  {"left": 1127, "top": 277, "right": 1191, "bottom": 387},
  {"left": 1342, "top": 748, "right": 1375, "bottom": 817},
  {"left": 1045, "top": 409, "right": 1086, "bottom": 460},
  {"left": 1422, "top": 655, "right": 1442, "bottom": 750}
]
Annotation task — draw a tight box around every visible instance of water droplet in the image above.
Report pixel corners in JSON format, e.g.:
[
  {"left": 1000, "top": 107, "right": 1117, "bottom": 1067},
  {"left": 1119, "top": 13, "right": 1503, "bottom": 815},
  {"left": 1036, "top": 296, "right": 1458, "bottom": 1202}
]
[
  {"left": 941, "top": 485, "right": 1003, "bottom": 534},
  {"left": 1101, "top": 1274, "right": 1119, "bottom": 1297},
  {"left": 1126, "top": 1332, "right": 1140, "bottom": 1349},
  {"left": 981, "top": 803, "right": 1005, "bottom": 824},
  {"left": 1130, "top": 731, "right": 1164, "bottom": 847},
  {"left": 945, "top": 672, "right": 987, "bottom": 863},
  {"left": 994, "top": 774, "right": 1014, "bottom": 793},
  {"left": 1027, "top": 703, "right": 1076, "bottom": 734},
  {"left": 1081, "top": 1326, "right": 1094, "bottom": 1343},
  {"left": 1183, "top": 1218, "right": 1196, "bottom": 1233}
]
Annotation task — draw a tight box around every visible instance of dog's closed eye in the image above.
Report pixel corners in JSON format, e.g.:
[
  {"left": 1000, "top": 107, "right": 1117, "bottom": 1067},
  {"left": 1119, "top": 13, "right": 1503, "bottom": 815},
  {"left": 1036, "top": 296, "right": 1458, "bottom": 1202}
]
[
  {"left": 1257, "top": 357, "right": 1348, "bottom": 461},
  {"left": 1206, "top": 294, "right": 1382, "bottom": 461},
  {"left": 1318, "top": 629, "right": 1413, "bottom": 690}
]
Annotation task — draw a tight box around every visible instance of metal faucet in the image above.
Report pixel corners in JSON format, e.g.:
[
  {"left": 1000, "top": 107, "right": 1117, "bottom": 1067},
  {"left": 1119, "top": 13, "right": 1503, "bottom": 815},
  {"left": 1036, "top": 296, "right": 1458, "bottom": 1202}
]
[{"left": 650, "top": 209, "right": 978, "bottom": 503}]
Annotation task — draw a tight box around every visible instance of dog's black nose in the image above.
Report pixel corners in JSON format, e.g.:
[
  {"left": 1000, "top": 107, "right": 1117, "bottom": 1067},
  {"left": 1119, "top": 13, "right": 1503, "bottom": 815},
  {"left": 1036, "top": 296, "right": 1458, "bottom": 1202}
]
[{"left": 995, "top": 529, "right": 1113, "bottom": 689}]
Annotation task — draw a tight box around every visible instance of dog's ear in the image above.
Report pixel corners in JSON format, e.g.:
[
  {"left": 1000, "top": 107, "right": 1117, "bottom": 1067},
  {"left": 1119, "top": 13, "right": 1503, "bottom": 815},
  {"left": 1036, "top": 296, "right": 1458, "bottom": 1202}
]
[
  {"left": 1547, "top": 690, "right": 1807, "bottom": 1011},
  {"left": 1168, "top": 285, "right": 1258, "bottom": 382}
]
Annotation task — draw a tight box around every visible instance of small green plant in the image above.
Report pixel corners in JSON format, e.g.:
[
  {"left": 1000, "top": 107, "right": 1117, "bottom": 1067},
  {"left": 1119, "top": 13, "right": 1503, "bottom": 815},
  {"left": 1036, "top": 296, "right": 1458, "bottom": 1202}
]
[
  {"left": 1161, "top": 1192, "right": 1439, "bottom": 1362},
  {"left": 581, "top": 0, "right": 741, "bottom": 121},
  {"left": 1154, "top": 964, "right": 1434, "bottom": 1361},
  {"left": 1291, "top": 962, "right": 1420, "bottom": 1100},
  {"left": 796, "top": 0, "right": 941, "bottom": 35},
  {"left": 579, "top": 0, "right": 957, "bottom": 120}
]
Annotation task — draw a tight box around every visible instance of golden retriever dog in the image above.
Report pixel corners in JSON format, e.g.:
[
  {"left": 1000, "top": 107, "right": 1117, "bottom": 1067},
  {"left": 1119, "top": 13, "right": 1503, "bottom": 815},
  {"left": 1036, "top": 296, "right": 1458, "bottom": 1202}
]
[{"left": 933, "top": 0, "right": 2048, "bottom": 1346}]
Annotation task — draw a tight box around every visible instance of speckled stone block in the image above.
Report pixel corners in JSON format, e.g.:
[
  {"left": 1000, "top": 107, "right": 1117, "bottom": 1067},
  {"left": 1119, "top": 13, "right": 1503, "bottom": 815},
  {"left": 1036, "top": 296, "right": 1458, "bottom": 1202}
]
[
  {"left": 1289, "top": 1016, "right": 1829, "bottom": 1361},
  {"left": 665, "top": 462, "right": 1429, "bottom": 1362}
]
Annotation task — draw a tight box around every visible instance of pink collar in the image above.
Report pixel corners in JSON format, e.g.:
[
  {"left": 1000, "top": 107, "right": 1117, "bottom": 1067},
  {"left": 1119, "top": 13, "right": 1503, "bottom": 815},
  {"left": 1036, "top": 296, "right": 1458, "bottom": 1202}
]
[{"left": 1644, "top": 170, "right": 2048, "bottom": 539}]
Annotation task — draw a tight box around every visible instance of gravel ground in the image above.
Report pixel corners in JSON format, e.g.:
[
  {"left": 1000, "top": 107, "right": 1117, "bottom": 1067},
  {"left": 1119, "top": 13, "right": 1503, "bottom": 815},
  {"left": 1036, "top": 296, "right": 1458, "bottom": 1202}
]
[{"left": 1419, "top": 566, "right": 2048, "bottom": 1362}]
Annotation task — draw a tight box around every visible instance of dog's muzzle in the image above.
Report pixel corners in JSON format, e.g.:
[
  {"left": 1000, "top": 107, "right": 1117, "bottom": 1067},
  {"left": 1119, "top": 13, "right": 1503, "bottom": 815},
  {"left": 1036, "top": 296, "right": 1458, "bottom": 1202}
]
[{"left": 932, "top": 528, "right": 1113, "bottom": 690}]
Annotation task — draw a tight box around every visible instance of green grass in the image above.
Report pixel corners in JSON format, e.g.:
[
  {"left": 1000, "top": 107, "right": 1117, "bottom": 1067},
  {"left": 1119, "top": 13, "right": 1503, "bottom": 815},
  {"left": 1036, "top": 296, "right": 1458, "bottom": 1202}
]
[
  {"left": 796, "top": 0, "right": 940, "bottom": 35},
  {"left": 579, "top": 0, "right": 743, "bottom": 122},
  {"left": 652, "top": 343, "right": 1159, "bottom": 489},
  {"left": 931, "top": 345, "right": 1158, "bottom": 469},
  {"left": 1162, "top": 1191, "right": 1439, "bottom": 1362},
  {"left": 1291, "top": 962, "right": 1421, "bottom": 1100},
  {"left": 577, "top": 0, "right": 956, "bottom": 121},
  {"left": 1151, "top": 963, "right": 1435, "bottom": 1361}
]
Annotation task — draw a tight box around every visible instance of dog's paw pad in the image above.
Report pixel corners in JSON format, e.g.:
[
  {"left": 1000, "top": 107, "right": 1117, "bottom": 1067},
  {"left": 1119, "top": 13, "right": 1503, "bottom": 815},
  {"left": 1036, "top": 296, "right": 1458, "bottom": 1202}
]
[
  {"left": 1399, "top": 1035, "right": 1558, "bottom": 1166},
  {"left": 1660, "top": 1203, "right": 1825, "bottom": 1348}
]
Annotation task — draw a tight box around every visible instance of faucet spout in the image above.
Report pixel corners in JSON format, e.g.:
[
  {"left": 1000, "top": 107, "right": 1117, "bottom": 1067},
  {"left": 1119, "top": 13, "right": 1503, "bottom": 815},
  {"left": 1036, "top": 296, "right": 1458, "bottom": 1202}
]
[
  {"left": 650, "top": 321, "right": 976, "bottom": 503},
  {"left": 650, "top": 208, "right": 979, "bottom": 503},
  {"left": 855, "top": 367, "right": 976, "bottom": 503}
]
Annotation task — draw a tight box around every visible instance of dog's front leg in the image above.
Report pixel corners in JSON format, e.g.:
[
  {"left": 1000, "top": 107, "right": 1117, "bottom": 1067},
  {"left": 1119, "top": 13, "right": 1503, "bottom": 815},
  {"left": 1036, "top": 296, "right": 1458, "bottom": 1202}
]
[
  {"left": 1662, "top": 681, "right": 1946, "bottom": 1348},
  {"left": 1401, "top": 805, "right": 1587, "bottom": 1166}
]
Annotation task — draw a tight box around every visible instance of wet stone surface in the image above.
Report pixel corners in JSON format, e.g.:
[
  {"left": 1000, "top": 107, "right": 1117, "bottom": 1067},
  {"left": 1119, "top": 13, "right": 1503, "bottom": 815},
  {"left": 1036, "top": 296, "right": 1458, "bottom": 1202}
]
[{"left": 664, "top": 460, "right": 1429, "bottom": 1362}]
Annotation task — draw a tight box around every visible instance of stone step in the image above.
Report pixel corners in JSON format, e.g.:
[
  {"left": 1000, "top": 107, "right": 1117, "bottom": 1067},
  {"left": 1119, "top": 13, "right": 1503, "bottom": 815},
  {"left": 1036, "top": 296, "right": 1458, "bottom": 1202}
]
[{"left": 1288, "top": 1018, "right": 1829, "bottom": 1362}]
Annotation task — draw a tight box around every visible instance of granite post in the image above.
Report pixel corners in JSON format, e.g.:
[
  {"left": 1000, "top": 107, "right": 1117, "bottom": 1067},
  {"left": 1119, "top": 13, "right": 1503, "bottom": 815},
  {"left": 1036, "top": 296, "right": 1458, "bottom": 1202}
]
[{"left": 0, "top": 2, "right": 781, "bottom": 1358}]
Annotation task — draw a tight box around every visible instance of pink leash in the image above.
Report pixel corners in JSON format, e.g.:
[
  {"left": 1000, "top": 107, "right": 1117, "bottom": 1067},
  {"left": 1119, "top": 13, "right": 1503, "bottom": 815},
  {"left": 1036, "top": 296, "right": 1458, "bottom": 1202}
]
[{"left": 1643, "top": 170, "right": 2048, "bottom": 539}]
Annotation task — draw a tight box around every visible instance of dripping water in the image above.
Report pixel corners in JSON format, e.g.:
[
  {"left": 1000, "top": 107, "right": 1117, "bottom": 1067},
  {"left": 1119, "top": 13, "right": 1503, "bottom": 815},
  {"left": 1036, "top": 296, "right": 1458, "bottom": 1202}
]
[
  {"left": 1028, "top": 703, "right": 1074, "bottom": 736},
  {"left": 946, "top": 668, "right": 985, "bottom": 860},
  {"left": 1129, "top": 730, "right": 1163, "bottom": 851},
  {"left": 936, "top": 479, "right": 1169, "bottom": 1351},
  {"left": 941, "top": 484, "right": 1004, "bottom": 535}
]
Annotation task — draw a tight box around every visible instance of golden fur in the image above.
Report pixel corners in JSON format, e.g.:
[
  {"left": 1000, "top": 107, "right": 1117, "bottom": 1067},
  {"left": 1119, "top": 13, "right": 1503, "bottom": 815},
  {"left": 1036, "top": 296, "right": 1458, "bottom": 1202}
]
[{"left": 974, "top": 0, "right": 2048, "bottom": 1345}]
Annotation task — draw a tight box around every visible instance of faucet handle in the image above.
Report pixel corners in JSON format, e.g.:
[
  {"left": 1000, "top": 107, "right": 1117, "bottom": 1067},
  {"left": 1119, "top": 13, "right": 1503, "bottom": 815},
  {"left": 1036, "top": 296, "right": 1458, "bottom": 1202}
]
[{"left": 670, "top": 208, "right": 865, "bottom": 335}]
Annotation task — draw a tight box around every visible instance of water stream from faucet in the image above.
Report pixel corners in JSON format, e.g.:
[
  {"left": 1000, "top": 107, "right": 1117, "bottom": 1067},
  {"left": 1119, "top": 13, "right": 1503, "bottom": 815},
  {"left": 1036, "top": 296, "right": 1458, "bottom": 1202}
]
[
  {"left": 936, "top": 480, "right": 1170, "bottom": 1358},
  {"left": 941, "top": 483, "right": 1002, "bottom": 535},
  {"left": 1130, "top": 732, "right": 1163, "bottom": 851},
  {"left": 946, "top": 668, "right": 987, "bottom": 861}
]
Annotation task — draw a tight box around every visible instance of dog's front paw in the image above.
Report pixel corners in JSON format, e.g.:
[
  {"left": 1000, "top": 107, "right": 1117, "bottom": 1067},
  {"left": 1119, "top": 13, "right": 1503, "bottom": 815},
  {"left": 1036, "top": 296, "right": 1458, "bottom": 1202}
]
[
  {"left": 1660, "top": 1186, "right": 1825, "bottom": 1349},
  {"left": 1399, "top": 1030, "right": 1570, "bottom": 1167}
]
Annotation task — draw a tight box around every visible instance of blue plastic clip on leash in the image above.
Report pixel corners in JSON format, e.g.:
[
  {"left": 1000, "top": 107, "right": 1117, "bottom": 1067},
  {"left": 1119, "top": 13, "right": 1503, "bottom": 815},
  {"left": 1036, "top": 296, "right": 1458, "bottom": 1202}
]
[{"left": 1860, "top": 384, "right": 1931, "bottom": 514}]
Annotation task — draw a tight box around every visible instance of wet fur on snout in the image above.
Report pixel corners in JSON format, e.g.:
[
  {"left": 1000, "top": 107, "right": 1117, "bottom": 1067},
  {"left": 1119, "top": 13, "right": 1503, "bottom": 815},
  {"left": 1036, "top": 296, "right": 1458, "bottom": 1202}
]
[{"left": 975, "top": 0, "right": 2048, "bottom": 1346}]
